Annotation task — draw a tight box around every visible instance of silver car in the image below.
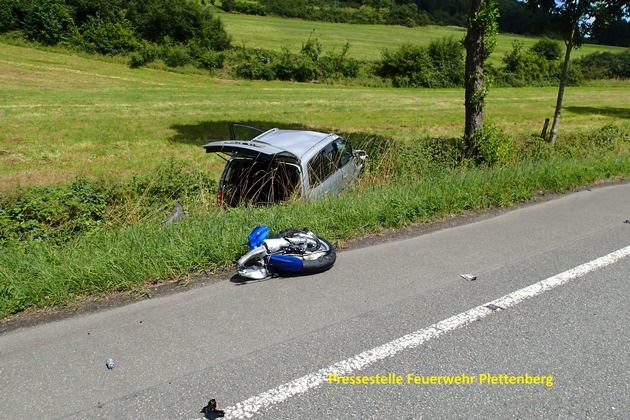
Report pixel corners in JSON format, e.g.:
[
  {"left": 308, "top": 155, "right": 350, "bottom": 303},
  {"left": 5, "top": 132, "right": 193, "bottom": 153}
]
[{"left": 203, "top": 123, "right": 367, "bottom": 206}]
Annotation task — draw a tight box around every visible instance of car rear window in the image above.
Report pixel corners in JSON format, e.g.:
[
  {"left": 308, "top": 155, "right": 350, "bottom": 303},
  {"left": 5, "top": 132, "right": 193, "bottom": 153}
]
[{"left": 222, "top": 159, "right": 300, "bottom": 206}]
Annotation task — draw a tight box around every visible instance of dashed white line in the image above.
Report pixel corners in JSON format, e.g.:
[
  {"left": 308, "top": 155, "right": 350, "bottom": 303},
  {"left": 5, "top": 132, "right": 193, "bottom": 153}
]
[{"left": 223, "top": 245, "right": 630, "bottom": 419}]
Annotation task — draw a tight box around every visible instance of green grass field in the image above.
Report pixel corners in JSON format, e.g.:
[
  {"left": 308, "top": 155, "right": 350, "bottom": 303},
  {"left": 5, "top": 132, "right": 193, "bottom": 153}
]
[
  {"left": 1, "top": 41, "right": 629, "bottom": 192},
  {"left": 217, "top": 13, "right": 628, "bottom": 65},
  {"left": 1, "top": 16, "right": 630, "bottom": 317}
]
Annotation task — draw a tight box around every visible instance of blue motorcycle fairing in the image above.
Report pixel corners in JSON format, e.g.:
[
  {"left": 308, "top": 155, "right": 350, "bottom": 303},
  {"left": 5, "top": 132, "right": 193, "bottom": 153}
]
[
  {"left": 269, "top": 254, "right": 304, "bottom": 272},
  {"left": 248, "top": 225, "right": 270, "bottom": 249}
]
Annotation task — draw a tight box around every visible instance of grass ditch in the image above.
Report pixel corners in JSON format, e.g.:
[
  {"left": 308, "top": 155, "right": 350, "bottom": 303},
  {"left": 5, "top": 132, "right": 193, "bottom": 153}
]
[
  {"left": 1, "top": 124, "right": 629, "bottom": 318},
  {"left": 0, "top": 159, "right": 217, "bottom": 245}
]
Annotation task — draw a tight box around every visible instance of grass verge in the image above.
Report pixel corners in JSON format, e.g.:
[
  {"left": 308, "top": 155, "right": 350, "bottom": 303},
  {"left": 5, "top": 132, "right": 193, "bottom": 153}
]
[{"left": 1, "top": 145, "right": 629, "bottom": 318}]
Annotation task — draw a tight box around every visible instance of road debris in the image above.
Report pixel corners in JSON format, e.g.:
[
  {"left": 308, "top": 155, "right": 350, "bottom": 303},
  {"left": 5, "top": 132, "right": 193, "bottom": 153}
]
[
  {"left": 461, "top": 274, "right": 477, "bottom": 281},
  {"left": 162, "top": 202, "right": 186, "bottom": 225},
  {"left": 201, "top": 399, "right": 225, "bottom": 418},
  {"left": 485, "top": 303, "right": 504, "bottom": 311},
  {"left": 105, "top": 358, "right": 115, "bottom": 369}
]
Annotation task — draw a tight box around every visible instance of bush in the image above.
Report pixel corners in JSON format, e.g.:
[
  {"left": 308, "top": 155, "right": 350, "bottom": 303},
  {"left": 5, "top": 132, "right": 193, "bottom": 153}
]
[
  {"left": 234, "top": 0, "right": 266, "bottom": 16},
  {"left": 378, "top": 43, "right": 434, "bottom": 87},
  {"left": 126, "top": 159, "right": 217, "bottom": 205},
  {"left": 62, "top": 0, "right": 126, "bottom": 26},
  {"left": 501, "top": 40, "right": 525, "bottom": 74},
  {"left": 225, "top": 36, "right": 358, "bottom": 83},
  {"left": 530, "top": 37, "right": 562, "bottom": 61},
  {"left": 162, "top": 43, "right": 193, "bottom": 67},
  {"left": 220, "top": 0, "right": 236, "bottom": 12},
  {"left": 427, "top": 37, "right": 465, "bottom": 87},
  {"left": 421, "top": 136, "right": 466, "bottom": 169},
  {"left": 23, "top": 0, "right": 75, "bottom": 45},
  {"left": 197, "top": 50, "right": 225, "bottom": 70},
  {"left": 260, "top": 0, "right": 308, "bottom": 19},
  {"left": 0, "top": 0, "right": 18, "bottom": 33},
  {"left": 292, "top": 54, "right": 319, "bottom": 82},
  {"left": 388, "top": 3, "right": 422, "bottom": 27},
  {"left": 577, "top": 51, "right": 630, "bottom": 80},
  {"left": 227, "top": 47, "right": 277, "bottom": 80},
  {"left": 496, "top": 40, "right": 581, "bottom": 87},
  {"left": 256, "top": 0, "right": 431, "bottom": 27},
  {"left": 129, "top": 40, "right": 161, "bottom": 68},
  {"left": 318, "top": 42, "right": 360, "bottom": 80},
  {"left": 270, "top": 47, "right": 297, "bottom": 80},
  {"left": 377, "top": 38, "right": 464, "bottom": 88},
  {"left": 2, "top": 0, "right": 231, "bottom": 64},
  {"left": 564, "top": 62, "right": 584, "bottom": 86},
  {"left": 0, "top": 178, "right": 113, "bottom": 245},
  {"left": 552, "top": 124, "right": 630, "bottom": 159},
  {"left": 470, "top": 124, "right": 514, "bottom": 166},
  {"left": 126, "top": 0, "right": 230, "bottom": 50},
  {"left": 197, "top": 8, "right": 232, "bottom": 51},
  {"left": 514, "top": 136, "right": 555, "bottom": 162},
  {"left": 290, "top": 36, "right": 322, "bottom": 81},
  {"left": 79, "top": 16, "right": 138, "bottom": 55}
]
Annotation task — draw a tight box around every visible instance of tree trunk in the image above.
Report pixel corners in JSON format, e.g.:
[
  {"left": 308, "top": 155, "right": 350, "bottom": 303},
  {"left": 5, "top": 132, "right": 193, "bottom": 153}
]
[
  {"left": 464, "top": 0, "right": 485, "bottom": 153},
  {"left": 549, "top": 6, "right": 579, "bottom": 144}
]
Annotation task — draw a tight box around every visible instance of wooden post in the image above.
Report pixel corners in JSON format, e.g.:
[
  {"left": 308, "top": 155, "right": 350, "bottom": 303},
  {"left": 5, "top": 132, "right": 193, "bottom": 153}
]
[{"left": 541, "top": 118, "right": 550, "bottom": 140}]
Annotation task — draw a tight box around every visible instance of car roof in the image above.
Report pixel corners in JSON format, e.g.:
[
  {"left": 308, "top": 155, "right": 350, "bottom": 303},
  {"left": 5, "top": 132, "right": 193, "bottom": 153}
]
[{"left": 253, "top": 129, "right": 336, "bottom": 159}]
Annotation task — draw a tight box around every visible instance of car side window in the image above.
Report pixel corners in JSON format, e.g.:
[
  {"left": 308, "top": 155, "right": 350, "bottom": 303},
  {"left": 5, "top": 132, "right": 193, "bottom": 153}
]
[
  {"left": 335, "top": 138, "right": 353, "bottom": 167},
  {"left": 308, "top": 142, "right": 339, "bottom": 187}
]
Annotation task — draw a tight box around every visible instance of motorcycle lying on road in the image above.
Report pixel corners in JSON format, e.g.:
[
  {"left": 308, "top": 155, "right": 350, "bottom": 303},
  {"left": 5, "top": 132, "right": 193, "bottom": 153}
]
[{"left": 236, "top": 226, "right": 336, "bottom": 280}]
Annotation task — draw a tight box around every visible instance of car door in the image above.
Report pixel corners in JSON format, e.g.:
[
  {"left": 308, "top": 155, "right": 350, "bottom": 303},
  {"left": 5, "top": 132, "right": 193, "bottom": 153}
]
[
  {"left": 334, "top": 138, "right": 361, "bottom": 191},
  {"left": 306, "top": 139, "right": 350, "bottom": 198},
  {"left": 203, "top": 140, "right": 300, "bottom": 163},
  {"left": 228, "top": 123, "right": 265, "bottom": 140}
]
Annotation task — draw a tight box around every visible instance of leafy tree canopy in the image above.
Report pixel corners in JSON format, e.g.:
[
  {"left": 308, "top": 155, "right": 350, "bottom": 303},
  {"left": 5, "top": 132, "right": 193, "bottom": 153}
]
[{"left": 523, "top": 0, "right": 630, "bottom": 46}]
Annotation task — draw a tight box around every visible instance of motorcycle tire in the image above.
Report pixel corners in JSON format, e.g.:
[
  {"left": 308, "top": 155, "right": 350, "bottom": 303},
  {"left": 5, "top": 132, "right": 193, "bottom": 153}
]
[{"left": 269, "top": 229, "right": 336, "bottom": 276}]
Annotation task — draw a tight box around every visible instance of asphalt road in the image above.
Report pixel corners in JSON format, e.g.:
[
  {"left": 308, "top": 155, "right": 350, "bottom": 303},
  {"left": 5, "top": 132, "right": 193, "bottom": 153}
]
[{"left": 1, "top": 183, "right": 629, "bottom": 419}]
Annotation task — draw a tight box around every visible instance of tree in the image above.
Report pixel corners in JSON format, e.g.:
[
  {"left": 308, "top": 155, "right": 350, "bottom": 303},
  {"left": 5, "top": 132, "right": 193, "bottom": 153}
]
[
  {"left": 524, "top": 0, "right": 630, "bottom": 144},
  {"left": 592, "top": 12, "right": 630, "bottom": 47},
  {"left": 126, "top": 0, "right": 231, "bottom": 50},
  {"left": 463, "top": 0, "right": 499, "bottom": 153},
  {"left": 23, "top": 0, "right": 75, "bottom": 45}
]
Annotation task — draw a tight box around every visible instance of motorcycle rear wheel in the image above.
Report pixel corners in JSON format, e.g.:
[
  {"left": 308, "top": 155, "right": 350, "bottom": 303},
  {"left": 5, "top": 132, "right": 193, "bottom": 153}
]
[{"left": 269, "top": 229, "right": 336, "bottom": 276}]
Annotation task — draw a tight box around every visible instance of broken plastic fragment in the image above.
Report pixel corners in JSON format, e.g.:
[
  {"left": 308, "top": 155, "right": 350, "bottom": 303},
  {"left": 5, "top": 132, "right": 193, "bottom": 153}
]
[
  {"left": 162, "top": 202, "right": 186, "bottom": 225},
  {"left": 201, "top": 399, "right": 225, "bottom": 418},
  {"left": 485, "top": 303, "right": 503, "bottom": 311},
  {"left": 461, "top": 274, "right": 477, "bottom": 281}
]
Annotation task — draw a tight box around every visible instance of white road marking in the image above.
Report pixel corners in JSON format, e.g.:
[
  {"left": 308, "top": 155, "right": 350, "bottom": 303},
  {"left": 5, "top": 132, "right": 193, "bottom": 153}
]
[{"left": 223, "top": 245, "right": 630, "bottom": 419}]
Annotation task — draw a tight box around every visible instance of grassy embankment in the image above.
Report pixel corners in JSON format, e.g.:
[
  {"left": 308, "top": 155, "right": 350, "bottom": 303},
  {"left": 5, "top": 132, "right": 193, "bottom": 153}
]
[{"left": 1, "top": 17, "right": 629, "bottom": 318}]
